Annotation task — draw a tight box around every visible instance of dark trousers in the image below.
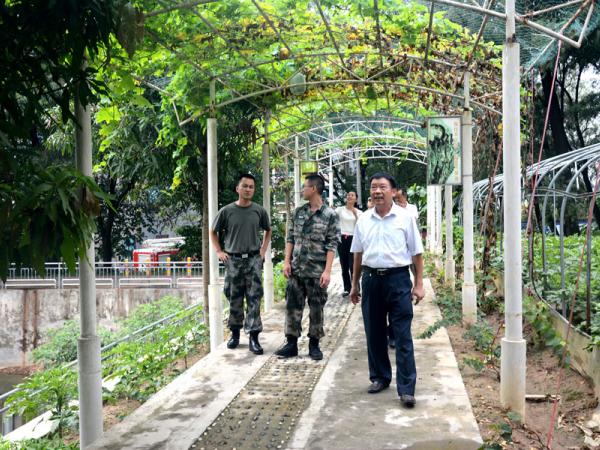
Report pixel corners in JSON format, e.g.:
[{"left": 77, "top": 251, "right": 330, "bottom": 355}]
[
  {"left": 361, "top": 269, "right": 416, "bottom": 396},
  {"left": 338, "top": 235, "right": 354, "bottom": 292}
]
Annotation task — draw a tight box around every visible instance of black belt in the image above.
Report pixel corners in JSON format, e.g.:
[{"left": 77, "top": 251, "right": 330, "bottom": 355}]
[
  {"left": 362, "top": 266, "right": 409, "bottom": 276},
  {"left": 228, "top": 250, "right": 260, "bottom": 258}
]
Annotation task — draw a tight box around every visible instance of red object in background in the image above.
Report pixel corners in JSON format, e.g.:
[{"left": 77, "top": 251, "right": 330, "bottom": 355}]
[{"left": 132, "top": 237, "right": 184, "bottom": 268}]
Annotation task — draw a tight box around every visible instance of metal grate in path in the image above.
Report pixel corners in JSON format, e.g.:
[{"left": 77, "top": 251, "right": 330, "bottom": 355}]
[{"left": 190, "top": 283, "right": 354, "bottom": 450}]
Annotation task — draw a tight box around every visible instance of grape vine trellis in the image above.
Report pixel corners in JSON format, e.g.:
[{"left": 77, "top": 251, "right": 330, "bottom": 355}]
[{"left": 104, "top": 0, "right": 598, "bottom": 179}]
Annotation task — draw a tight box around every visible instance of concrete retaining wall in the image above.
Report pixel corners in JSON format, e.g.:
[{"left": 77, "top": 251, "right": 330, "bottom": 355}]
[
  {"left": 549, "top": 309, "right": 600, "bottom": 399},
  {"left": 0, "top": 289, "right": 203, "bottom": 368}
]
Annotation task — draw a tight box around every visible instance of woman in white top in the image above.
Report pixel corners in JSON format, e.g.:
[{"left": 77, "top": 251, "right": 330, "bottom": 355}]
[{"left": 335, "top": 191, "right": 362, "bottom": 295}]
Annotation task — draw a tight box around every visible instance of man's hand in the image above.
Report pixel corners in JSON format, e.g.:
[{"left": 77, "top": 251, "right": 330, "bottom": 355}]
[
  {"left": 283, "top": 261, "right": 292, "bottom": 278},
  {"left": 259, "top": 247, "right": 267, "bottom": 260},
  {"left": 412, "top": 284, "right": 425, "bottom": 305},
  {"left": 349, "top": 286, "right": 361, "bottom": 305},
  {"left": 319, "top": 270, "right": 331, "bottom": 288},
  {"left": 216, "top": 250, "right": 229, "bottom": 262}
]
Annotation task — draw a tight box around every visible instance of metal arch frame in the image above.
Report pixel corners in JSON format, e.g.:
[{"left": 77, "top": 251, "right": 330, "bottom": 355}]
[
  {"left": 180, "top": 78, "right": 501, "bottom": 126},
  {"left": 267, "top": 101, "right": 424, "bottom": 141},
  {"left": 539, "top": 146, "right": 600, "bottom": 283},
  {"left": 270, "top": 115, "right": 423, "bottom": 148},
  {"left": 286, "top": 133, "right": 423, "bottom": 155},
  {"left": 556, "top": 155, "right": 600, "bottom": 316},
  {"left": 146, "top": 0, "right": 595, "bottom": 126},
  {"left": 148, "top": 2, "right": 505, "bottom": 124},
  {"left": 470, "top": 142, "right": 600, "bottom": 315},
  {"left": 207, "top": 50, "right": 499, "bottom": 89},
  {"left": 283, "top": 121, "right": 423, "bottom": 149},
  {"left": 306, "top": 144, "right": 428, "bottom": 170},
  {"left": 472, "top": 143, "right": 600, "bottom": 203},
  {"left": 273, "top": 116, "right": 425, "bottom": 157},
  {"left": 315, "top": 139, "right": 426, "bottom": 162}
]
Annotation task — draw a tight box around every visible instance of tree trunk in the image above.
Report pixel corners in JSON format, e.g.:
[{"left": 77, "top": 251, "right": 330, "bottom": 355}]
[
  {"left": 100, "top": 223, "right": 113, "bottom": 262},
  {"left": 541, "top": 69, "right": 572, "bottom": 156}
]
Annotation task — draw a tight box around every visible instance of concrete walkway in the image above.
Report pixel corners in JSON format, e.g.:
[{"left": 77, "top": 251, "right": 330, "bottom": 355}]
[{"left": 90, "top": 275, "right": 481, "bottom": 450}]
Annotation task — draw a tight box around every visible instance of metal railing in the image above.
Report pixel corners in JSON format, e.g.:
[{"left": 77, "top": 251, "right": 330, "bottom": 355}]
[
  {"left": 1, "top": 261, "right": 225, "bottom": 289},
  {"left": 0, "top": 302, "right": 206, "bottom": 436}
]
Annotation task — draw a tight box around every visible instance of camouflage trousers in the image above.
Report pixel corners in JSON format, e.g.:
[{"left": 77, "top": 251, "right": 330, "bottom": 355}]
[
  {"left": 284, "top": 275, "right": 328, "bottom": 339},
  {"left": 224, "top": 254, "right": 263, "bottom": 334}
]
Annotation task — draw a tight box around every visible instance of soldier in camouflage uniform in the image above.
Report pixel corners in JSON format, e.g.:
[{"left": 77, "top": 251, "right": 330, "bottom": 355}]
[
  {"left": 275, "top": 174, "right": 340, "bottom": 360},
  {"left": 209, "top": 174, "right": 271, "bottom": 355}
]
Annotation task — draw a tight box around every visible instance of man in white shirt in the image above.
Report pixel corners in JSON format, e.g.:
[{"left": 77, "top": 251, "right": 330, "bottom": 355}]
[
  {"left": 395, "top": 188, "right": 419, "bottom": 220},
  {"left": 389, "top": 187, "right": 419, "bottom": 349},
  {"left": 350, "top": 172, "right": 424, "bottom": 408}
]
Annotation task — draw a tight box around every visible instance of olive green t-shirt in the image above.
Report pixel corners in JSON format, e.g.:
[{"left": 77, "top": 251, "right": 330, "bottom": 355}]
[{"left": 211, "top": 202, "right": 271, "bottom": 253}]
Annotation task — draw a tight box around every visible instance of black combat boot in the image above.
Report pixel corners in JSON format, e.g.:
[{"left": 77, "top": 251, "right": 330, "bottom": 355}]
[
  {"left": 249, "top": 331, "right": 263, "bottom": 355},
  {"left": 227, "top": 329, "right": 240, "bottom": 349},
  {"left": 308, "top": 337, "right": 323, "bottom": 360},
  {"left": 275, "top": 335, "right": 298, "bottom": 358}
]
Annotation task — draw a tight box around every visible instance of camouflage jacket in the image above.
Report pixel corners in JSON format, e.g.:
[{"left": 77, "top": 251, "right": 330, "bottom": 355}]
[{"left": 287, "top": 203, "right": 340, "bottom": 279}]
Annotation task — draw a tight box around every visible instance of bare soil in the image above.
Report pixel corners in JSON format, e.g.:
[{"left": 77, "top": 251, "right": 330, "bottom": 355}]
[{"left": 447, "top": 312, "right": 599, "bottom": 449}]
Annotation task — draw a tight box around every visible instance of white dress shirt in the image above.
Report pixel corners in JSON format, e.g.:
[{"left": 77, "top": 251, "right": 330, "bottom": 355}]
[
  {"left": 401, "top": 202, "right": 419, "bottom": 220},
  {"left": 335, "top": 206, "right": 362, "bottom": 235},
  {"left": 350, "top": 203, "right": 424, "bottom": 268}
]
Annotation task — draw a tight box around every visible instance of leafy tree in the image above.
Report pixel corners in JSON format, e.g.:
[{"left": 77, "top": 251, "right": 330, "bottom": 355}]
[
  {"left": 93, "top": 74, "right": 175, "bottom": 261},
  {"left": 0, "top": 0, "right": 124, "bottom": 279}
]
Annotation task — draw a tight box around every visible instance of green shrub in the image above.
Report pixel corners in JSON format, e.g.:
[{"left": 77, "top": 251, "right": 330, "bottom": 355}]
[
  {"left": 6, "top": 366, "right": 78, "bottom": 436},
  {"left": 0, "top": 437, "right": 78, "bottom": 449},
  {"left": 273, "top": 261, "right": 287, "bottom": 302},
  {"left": 103, "top": 313, "right": 207, "bottom": 402},
  {"left": 117, "top": 295, "right": 185, "bottom": 336},
  {"left": 32, "top": 320, "right": 112, "bottom": 368}
]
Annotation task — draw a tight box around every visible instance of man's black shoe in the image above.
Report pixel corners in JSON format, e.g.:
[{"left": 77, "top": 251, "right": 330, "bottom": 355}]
[
  {"left": 308, "top": 337, "right": 323, "bottom": 360},
  {"left": 367, "top": 381, "right": 389, "bottom": 394},
  {"left": 249, "top": 332, "right": 263, "bottom": 355},
  {"left": 227, "top": 329, "right": 240, "bottom": 349},
  {"left": 342, "top": 291, "right": 350, "bottom": 297},
  {"left": 275, "top": 336, "right": 298, "bottom": 358},
  {"left": 400, "top": 394, "right": 416, "bottom": 407}
]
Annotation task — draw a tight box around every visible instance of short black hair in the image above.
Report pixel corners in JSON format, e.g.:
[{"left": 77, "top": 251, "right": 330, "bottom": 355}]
[
  {"left": 305, "top": 173, "right": 325, "bottom": 194},
  {"left": 238, "top": 173, "right": 256, "bottom": 185},
  {"left": 369, "top": 172, "right": 397, "bottom": 189},
  {"left": 397, "top": 187, "right": 408, "bottom": 197}
]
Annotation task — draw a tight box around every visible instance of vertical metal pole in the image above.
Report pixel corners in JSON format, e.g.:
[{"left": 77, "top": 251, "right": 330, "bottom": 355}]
[
  {"left": 294, "top": 136, "right": 301, "bottom": 207},
  {"left": 356, "top": 152, "right": 362, "bottom": 208},
  {"left": 328, "top": 153, "right": 334, "bottom": 207},
  {"left": 435, "top": 185, "right": 443, "bottom": 256},
  {"left": 207, "top": 80, "right": 223, "bottom": 351},
  {"left": 262, "top": 110, "right": 274, "bottom": 312},
  {"left": 586, "top": 230, "right": 592, "bottom": 330},
  {"left": 462, "top": 72, "right": 477, "bottom": 326},
  {"left": 75, "top": 63, "right": 103, "bottom": 448},
  {"left": 500, "top": 1, "right": 526, "bottom": 417},
  {"left": 444, "top": 185, "right": 455, "bottom": 289},
  {"left": 426, "top": 185, "right": 434, "bottom": 252}
]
